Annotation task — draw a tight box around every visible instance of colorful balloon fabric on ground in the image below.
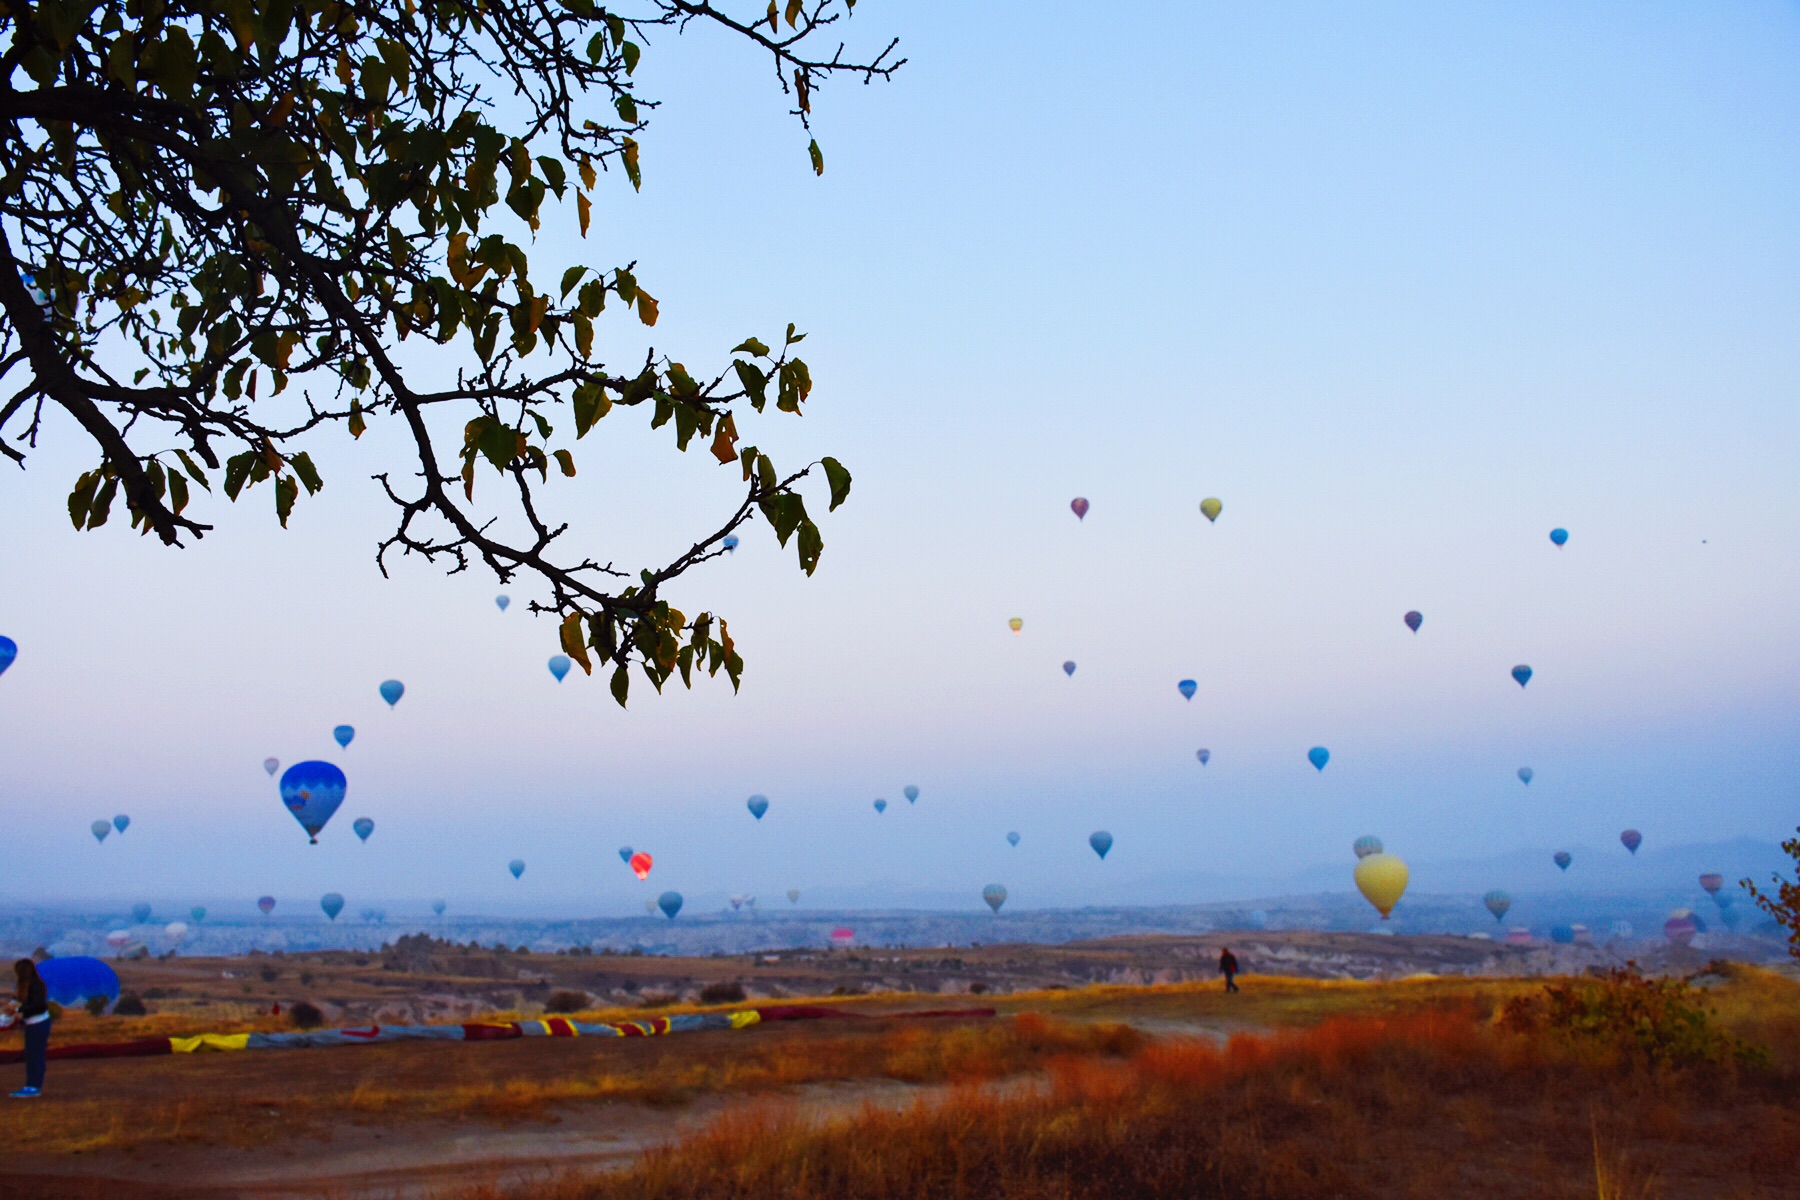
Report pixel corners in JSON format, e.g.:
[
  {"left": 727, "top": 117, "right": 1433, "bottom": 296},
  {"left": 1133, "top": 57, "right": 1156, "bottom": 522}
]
[
  {"left": 1554, "top": 851, "right": 1572, "bottom": 871},
  {"left": 91, "top": 820, "right": 110, "bottom": 843},
  {"left": 904, "top": 785, "right": 920, "bottom": 804},
  {"left": 320, "top": 893, "right": 344, "bottom": 920},
  {"left": 113, "top": 814, "right": 129, "bottom": 834},
  {"left": 1550, "top": 527, "right": 1568, "bottom": 547},
  {"left": 1063, "top": 661, "right": 1076, "bottom": 676},
  {"left": 353, "top": 817, "right": 374, "bottom": 842},
  {"left": 257, "top": 896, "right": 276, "bottom": 915},
  {"left": 1196, "top": 749, "right": 1210, "bottom": 766},
  {"left": 1621, "top": 829, "right": 1642, "bottom": 855},
  {"left": 279, "top": 761, "right": 347, "bottom": 843},
  {"left": 37, "top": 957, "right": 120, "bottom": 1007},
  {"left": 1354, "top": 853, "right": 1409, "bottom": 919},
  {"left": 874, "top": 798, "right": 887, "bottom": 813},
  {"left": 658, "top": 891, "right": 683, "bottom": 919},
  {"left": 1353, "top": 835, "right": 1383, "bottom": 860},
  {"left": 379, "top": 679, "right": 404, "bottom": 707},
  {"left": 131, "top": 903, "right": 151, "bottom": 923},
  {"left": 496, "top": 594, "right": 510, "bottom": 611},
  {"left": 1200, "top": 498, "right": 1222, "bottom": 522},
  {"left": 1511, "top": 665, "right": 1532, "bottom": 688},
  {"left": 263, "top": 757, "right": 279, "bottom": 776},
  {"left": 629, "top": 852, "right": 653, "bottom": 880},
  {"left": 1007, "top": 831, "right": 1020, "bottom": 847},
  {"left": 1177, "top": 679, "right": 1196, "bottom": 700},
  {"left": 1308, "top": 746, "right": 1330, "bottom": 772},
  {"left": 333, "top": 725, "right": 355, "bottom": 748},
  {"left": 509, "top": 859, "right": 525, "bottom": 879},
  {"left": 1089, "top": 831, "right": 1112, "bottom": 859},
  {"left": 0, "top": 635, "right": 15, "bottom": 676},
  {"left": 1007, "top": 617, "right": 1022, "bottom": 635},
  {"left": 983, "top": 885, "right": 1007, "bottom": 913},
  {"left": 1483, "top": 890, "right": 1512, "bottom": 921},
  {"left": 747, "top": 795, "right": 769, "bottom": 820},
  {"left": 1070, "top": 497, "right": 1089, "bottom": 520},
  {"left": 1517, "top": 767, "right": 1533, "bottom": 785},
  {"left": 1403, "top": 611, "right": 1422, "bottom": 633},
  {"left": 548, "top": 655, "right": 571, "bottom": 681}
]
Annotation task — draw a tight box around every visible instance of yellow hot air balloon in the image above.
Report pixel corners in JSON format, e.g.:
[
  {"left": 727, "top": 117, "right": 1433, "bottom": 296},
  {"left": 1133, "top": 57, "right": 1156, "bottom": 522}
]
[
  {"left": 1200, "top": 498, "right": 1222, "bottom": 523},
  {"left": 1008, "top": 617, "right": 1023, "bottom": 635},
  {"left": 1354, "top": 852, "right": 1409, "bottom": 919}
]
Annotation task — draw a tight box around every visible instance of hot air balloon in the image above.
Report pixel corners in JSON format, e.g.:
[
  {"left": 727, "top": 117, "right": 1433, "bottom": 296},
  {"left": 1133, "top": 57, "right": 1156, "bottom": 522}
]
[
  {"left": 431, "top": 899, "right": 447, "bottom": 916},
  {"left": 496, "top": 594, "right": 510, "bottom": 611},
  {"left": 508, "top": 859, "right": 525, "bottom": 880},
  {"left": 787, "top": 889, "right": 800, "bottom": 904},
  {"left": 1549, "top": 924, "right": 1575, "bottom": 945},
  {"left": 615, "top": 847, "right": 633, "bottom": 865},
  {"left": 1553, "top": 851, "right": 1572, "bottom": 871},
  {"left": 263, "top": 757, "right": 279, "bottom": 776},
  {"left": 1550, "top": 528, "right": 1568, "bottom": 547},
  {"left": 1354, "top": 853, "right": 1409, "bottom": 919},
  {"left": 1353, "top": 835, "right": 1383, "bottom": 860},
  {"left": 1070, "top": 497, "right": 1089, "bottom": 520},
  {"left": 874, "top": 798, "right": 887, "bottom": 813},
  {"left": 658, "top": 891, "right": 683, "bottom": 919},
  {"left": 629, "top": 852, "right": 653, "bottom": 880},
  {"left": 1007, "top": 831, "right": 1020, "bottom": 847},
  {"left": 644, "top": 898, "right": 659, "bottom": 914},
  {"left": 333, "top": 724, "right": 355, "bottom": 748},
  {"left": 379, "top": 679, "right": 404, "bottom": 707},
  {"left": 723, "top": 534, "right": 739, "bottom": 552},
  {"left": 0, "top": 635, "right": 15, "bottom": 676},
  {"left": 320, "top": 893, "right": 344, "bottom": 921},
  {"left": 113, "top": 814, "right": 130, "bottom": 834},
  {"left": 1200, "top": 498, "right": 1222, "bottom": 523},
  {"left": 353, "top": 817, "right": 375, "bottom": 842},
  {"left": 279, "top": 761, "right": 347, "bottom": 843},
  {"left": 37, "top": 957, "right": 120, "bottom": 1007},
  {"left": 131, "top": 902, "right": 151, "bottom": 924},
  {"left": 1063, "top": 661, "right": 1076, "bottom": 676},
  {"left": 1403, "top": 611, "right": 1422, "bottom": 633},
  {"left": 105, "top": 930, "right": 132, "bottom": 952},
  {"left": 1699, "top": 873, "right": 1723, "bottom": 896},
  {"left": 747, "top": 795, "right": 769, "bottom": 820},
  {"left": 1178, "top": 679, "right": 1197, "bottom": 701},
  {"left": 90, "top": 820, "right": 110, "bottom": 843},
  {"left": 1008, "top": 618, "right": 1022, "bottom": 635},
  {"left": 1483, "top": 890, "right": 1512, "bottom": 921},
  {"left": 1196, "top": 749, "right": 1210, "bottom": 766},
  {"left": 1308, "top": 747, "right": 1330, "bottom": 772},
  {"left": 1618, "top": 829, "right": 1643, "bottom": 856},
  {"left": 829, "top": 927, "right": 854, "bottom": 947},
  {"left": 1517, "top": 767, "right": 1534, "bottom": 786},
  {"left": 1089, "top": 830, "right": 1112, "bottom": 860},
  {"left": 257, "top": 896, "right": 276, "bottom": 915},
  {"left": 904, "top": 785, "right": 920, "bottom": 804},
  {"left": 190, "top": 907, "right": 206, "bottom": 924},
  {"left": 1511, "top": 665, "right": 1532, "bottom": 688},
  {"left": 983, "top": 885, "right": 1007, "bottom": 913},
  {"left": 548, "top": 655, "right": 571, "bottom": 682},
  {"left": 164, "top": 922, "right": 188, "bottom": 943},
  {"left": 1664, "top": 912, "right": 1697, "bottom": 947}
]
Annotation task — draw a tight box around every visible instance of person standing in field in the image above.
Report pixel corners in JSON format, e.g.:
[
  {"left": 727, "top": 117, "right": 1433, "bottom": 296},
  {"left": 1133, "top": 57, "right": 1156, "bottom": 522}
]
[
  {"left": 1219, "top": 947, "right": 1240, "bottom": 993},
  {"left": 9, "top": 959, "right": 50, "bottom": 1097}
]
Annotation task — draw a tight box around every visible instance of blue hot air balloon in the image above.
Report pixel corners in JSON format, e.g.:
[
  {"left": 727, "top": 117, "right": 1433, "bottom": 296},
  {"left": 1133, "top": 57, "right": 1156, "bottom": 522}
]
[
  {"left": 747, "top": 795, "right": 769, "bottom": 820},
  {"left": 618, "top": 845, "right": 634, "bottom": 863},
  {"left": 113, "top": 814, "right": 130, "bottom": 834},
  {"left": 1177, "top": 679, "right": 1197, "bottom": 701},
  {"left": 91, "top": 820, "right": 110, "bottom": 843},
  {"left": 37, "top": 957, "right": 120, "bottom": 1007},
  {"left": 1549, "top": 923, "right": 1575, "bottom": 945},
  {"left": 320, "top": 892, "right": 345, "bottom": 920},
  {"left": 1353, "top": 835, "right": 1384, "bottom": 860},
  {"left": 1089, "top": 830, "right": 1113, "bottom": 860},
  {"left": 263, "top": 757, "right": 280, "bottom": 777},
  {"left": 379, "top": 679, "right": 404, "bottom": 708},
  {"left": 279, "top": 761, "right": 347, "bottom": 843},
  {"left": 548, "top": 655, "right": 571, "bottom": 682},
  {"left": 509, "top": 859, "right": 525, "bottom": 879},
  {"left": 1483, "top": 890, "right": 1512, "bottom": 922},
  {"left": 874, "top": 798, "right": 887, "bottom": 813},
  {"left": 353, "top": 817, "right": 375, "bottom": 842},
  {"left": 1553, "top": 851, "right": 1572, "bottom": 871},
  {"left": 0, "top": 635, "right": 16, "bottom": 677},
  {"left": 496, "top": 594, "right": 510, "bottom": 611},
  {"left": 1196, "top": 749, "right": 1210, "bottom": 766},
  {"left": 431, "top": 899, "right": 447, "bottom": 916},
  {"left": 1308, "top": 746, "right": 1330, "bottom": 772},
  {"left": 1007, "top": 831, "right": 1020, "bottom": 847},
  {"left": 190, "top": 906, "right": 206, "bottom": 924},
  {"left": 131, "top": 902, "right": 151, "bottom": 924},
  {"left": 904, "top": 785, "right": 920, "bottom": 804},
  {"left": 723, "top": 535, "right": 739, "bottom": 553},
  {"left": 1063, "top": 661, "right": 1076, "bottom": 677},
  {"left": 982, "top": 885, "right": 1007, "bottom": 913},
  {"left": 658, "top": 891, "right": 683, "bottom": 919},
  {"left": 333, "top": 724, "right": 355, "bottom": 748},
  {"left": 1550, "top": 528, "right": 1568, "bottom": 547},
  {"left": 1511, "top": 665, "right": 1532, "bottom": 688},
  {"left": 1517, "top": 767, "right": 1534, "bottom": 786}
]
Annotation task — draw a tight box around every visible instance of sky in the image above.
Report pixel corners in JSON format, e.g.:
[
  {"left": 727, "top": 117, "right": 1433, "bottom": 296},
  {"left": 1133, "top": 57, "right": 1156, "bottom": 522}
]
[{"left": 1, "top": 2, "right": 1796, "bottom": 918}]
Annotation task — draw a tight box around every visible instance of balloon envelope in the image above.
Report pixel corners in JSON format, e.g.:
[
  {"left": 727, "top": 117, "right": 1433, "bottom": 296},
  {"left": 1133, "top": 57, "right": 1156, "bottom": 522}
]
[
  {"left": 1483, "top": 890, "right": 1512, "bottom": 921},
  {"left": 618, "top": 845, "right": 634, "bottom": 863},
  {"left": 1699, "top": 873, "right": 1723, "bottom": 896},
  {"left": 508, "top": 859, "right": 525, "bottom": 879},
  {"left": 279, "top": 761, "right": 347, "bottom": 843},
  {"left": 379, "top": 679, "right": 404, "bottom": 707},
  {"left": 90, "top": 820, "right": 110, "bottom": 843},
  {"left": 431, "top": 900, "right": 447, "bottom": 916},
  {"left": 333, "top": 724, "right": 355, "bottom": 748},
  {"left": 1089, "top": 830, "right": 1112, "bottom": 859},
  {"left": 787, "top": 889, "right": 800, "bottom": 903},
  {"left": 1517, "top": 767, "right": 1534, "bottom": 785},
  {"left": 1550, "top": 923, "right": 1575, "bottom": 945},
  {"left": 658, "top": 891, "right": 683, "bottom": 919},
  {"left": 263, "top": 757, "right": 279, "bottom": 776},
  {"left": 113, "top": 814, "right": 129, "bottom": 834},
  {"left": 353, "top": 817, "right": 374, "bottom": 842},
  {"left": 1200, "top": 497, "right": 1222, "bottom": 522},
  {"left": 1621, "top": 829, "right": 1642, "bottom": 854},
  {"left": 0, "top": 635, "right": 15, "bottom": 676},
  {"left": 829, "top": 927, "right": 854, "bottom": 947},
  {"left": 747, "top": 794, "right": 769, "bottom": 820},
  {"left": 629, "top": 852, "right": 653, "bottom": 880},
  {"left": 190, "top": 907, "right": 206, "bottom": 923},
  {"left": 1062, "top": 661, "right": 1076, "bottom": 676},
  {"left": 1007, "top": 617, "right": 1022, "bottom": 634},
  {"left": 1511, "top": 665, "right": 1532, "bottom": 688},
  {"left": 320, "top": 893, "right": 344, "bottom": 920},
  {"left": 982, "top": 885, "right": 1007, "bottom": 913},
  {"left": 1070, "top": 497, "right": 1089, "bottom": 520},
  {"left": 1196, "top": 749, "right": 1210, "bottom": 766},
  {"left": 1664, "top": 914, "right": 1696, "bottom": 946},
  {"left": 37, "top": 957, "right": 120, "bottom": 1007},
  {"left": 496, "top": 594, "right": 510, "bottom": 611},
  {"left": 1403, "top": 610, "right": 1422, "bottom": 633},
  {"left": 1354, "top": 853, "right": 1409, "bottom": 918},
  {"left": 131, "top": 902, "right": 151, "bottom": 924},
  {"left": 548, "top": 655, "right": 571, "bottom": 681},
  {"left": 723, "top": 534, "right": 739, "bottom": 552},
  {"left": 257, "top": 896, "right": 276, "bottom": 915},
  {"left": 1308, "top": 746, "right": 1330, "bottom": 771},
  {"left": 1550, "top": 527, "right": 1568, "bottom": 546},
  {"left": 904, "top": 785, "right": 920, "bottom": 804},
  {"left": 1353, "top": 835, "right": 1383, "bottom": 860},
  {"left": 164, "top": 922, "right": 188, "bottom": 941},
  {"left": 873, "top": 798, "right": 887, "bottom": 813},
  {"left": 1177, "top": 679, "right": 1196, "bottom": 700},
  {"left": 1554, "top": 851, "right": 1572, "bottom": 871}
]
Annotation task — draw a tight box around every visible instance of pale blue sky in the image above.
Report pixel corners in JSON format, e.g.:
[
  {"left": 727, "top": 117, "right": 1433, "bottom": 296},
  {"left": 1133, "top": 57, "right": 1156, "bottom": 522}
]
[{"left": 1, "top": 2, "right": 1796, "bottom": 916}]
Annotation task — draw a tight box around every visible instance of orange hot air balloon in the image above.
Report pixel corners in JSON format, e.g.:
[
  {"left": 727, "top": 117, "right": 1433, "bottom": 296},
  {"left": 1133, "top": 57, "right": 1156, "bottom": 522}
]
[{"left": 629, "top": 851, "right": 653, "bottom": 880}]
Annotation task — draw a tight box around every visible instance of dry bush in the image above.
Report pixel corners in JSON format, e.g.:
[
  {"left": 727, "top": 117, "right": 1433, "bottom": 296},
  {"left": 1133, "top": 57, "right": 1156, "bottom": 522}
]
[
  {"left": 1499, "top": 966, "right": 1766, "bottom": 1069},
  {"left": 698, "top": 981, "right": 746, "bottom": 1004},
  {"left": 287, "top": 1001, "right": 324, "bottom": 1030},
  {"left": 545, "top": 990, "right": 590, "bottom": 1014},
  {"left": 111, "top": 992, "right": 146, "bottom": 1017}
]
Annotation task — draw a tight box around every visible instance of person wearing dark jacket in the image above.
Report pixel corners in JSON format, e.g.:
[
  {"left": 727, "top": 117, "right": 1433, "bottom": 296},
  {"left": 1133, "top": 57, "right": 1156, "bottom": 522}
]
[
  {"left": 1219, "top": 947, "right": 1240, "bottom": 993},
  {"left": 11, "top": 959, "right": 50, "bottom": 1097}
]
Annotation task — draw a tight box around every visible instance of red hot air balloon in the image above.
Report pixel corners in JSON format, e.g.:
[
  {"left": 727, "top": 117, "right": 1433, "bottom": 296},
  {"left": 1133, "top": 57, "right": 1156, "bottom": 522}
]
[
  {"left": 1620, "top": 829, "right": 1642, "bottom": 855},
  {"left": 1070, "top": 497, "right": 1089, "bottom": 520},
  {"left": 1699, "top": 873, "right": 1723, "bottom": 896},
  {"left": 829, "top": 928, "right": 855, "bottom": 948},
  {"left": 629, "top": 851, "right": 653, "bottom": 880}
]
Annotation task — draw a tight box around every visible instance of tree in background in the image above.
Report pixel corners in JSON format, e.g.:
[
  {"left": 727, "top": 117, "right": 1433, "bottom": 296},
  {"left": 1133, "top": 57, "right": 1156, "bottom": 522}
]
[
  {"left": 0, "top": 0, "right": 897, "bottom": 703},
  {"left": 1742, "top": 827, "right": 1800, "bottom": 960}
]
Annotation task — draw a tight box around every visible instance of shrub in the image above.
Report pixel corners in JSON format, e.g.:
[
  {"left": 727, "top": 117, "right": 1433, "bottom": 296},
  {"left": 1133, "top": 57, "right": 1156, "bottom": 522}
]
[
  {"left": 260, "top": 964, "right": 280, "bottom": 983},
  {"left": 1500, "top": 966, "right": 1764, "bottom": 1068},
  {"left": 84, "top": 995, "right": 108, "bottom": 1016},
  {"left": 288, "top": 1001, "right": 325, "bottom": 1030},
  {"left": 700, "top": 981, "right": 747, "bottom": 1005},
  {"left": 112, "top": 992, "right": 147, "bottom": 1016},
  {"left": 546, "top": 990, "right": 590, "bottom": 1014}
]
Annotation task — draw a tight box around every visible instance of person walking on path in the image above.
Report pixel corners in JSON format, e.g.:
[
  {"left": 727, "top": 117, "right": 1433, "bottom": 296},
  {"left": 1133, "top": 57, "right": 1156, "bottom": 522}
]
[
  {"left": 9, "top": 959, "right": 50, "bottom": 1097},
  {"left": 1219, "top": 947, "right": 1240, "bottom": 993}
]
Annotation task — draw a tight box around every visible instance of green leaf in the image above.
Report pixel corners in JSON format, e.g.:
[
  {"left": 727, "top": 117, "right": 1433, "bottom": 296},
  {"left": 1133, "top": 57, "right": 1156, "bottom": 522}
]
[
  {"left": 67, "top": 470, "right": 101, "bottom": 529},
  {"left": 808, "top": 138, "right": 824, "bottom": 177},
  {"left": 610, "top": 664, "right": 630, "bottom": 707},
  {"left": 560, "top": 266, "right": 588, "bottom": 299},
  {"left": 573, "top": 381, "right": 611, "bottom": 437},
  {"left": 796, "top": 518, "right": 823, "bottom": 574},
  {"left": 732, "top": 336, "right": 771, "bottom": 357},
  {"left": 167, "top": 469, "right": 190, "bottom": 517},
  {"left": 348, "top": 399, "right": 367, "bottom": 440},
  {"left": 821, "top": 456, "right": 852, "bottom": 511},
  {"left": 560, "top": 611, "right": 593, "bottom": 674},
  {"left": 223, "top": 451, "right": 257, "bottom": 500},
  {"left": 174, "top": 449, "right": 211, "bottom": 491},
  {"left": 621, "top": 41, "right": 641, "bottom": 74},
  {"left": 733, "top": 360, "right": 767, "bottom": 410},
  {"left": 289, "top": 452, "right": 324, "bottom": 496},
  {"left": 275, "top": 474, "right": 299, "bottom": 527},
  {"left": 554, "top": 449, "right": 576, "bottom": 477},
  {"left": 87, "top": 475, "right": 118, "bottom": 529}
]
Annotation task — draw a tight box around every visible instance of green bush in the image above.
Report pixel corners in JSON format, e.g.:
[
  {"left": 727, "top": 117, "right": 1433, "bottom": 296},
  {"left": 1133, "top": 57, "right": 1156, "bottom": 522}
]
[{"left": 1500, "top": 965, "right": 1765, "bottom": 1069}]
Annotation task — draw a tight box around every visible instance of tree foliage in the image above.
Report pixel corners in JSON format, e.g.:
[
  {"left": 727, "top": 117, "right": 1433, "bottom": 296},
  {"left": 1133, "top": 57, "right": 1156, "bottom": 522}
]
[
  {"left": 1742, "top": 826, "right": 1800, "bottom": 961},
  {"left": 0, "top": 0, "right": 898, "bottom": 703}
]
